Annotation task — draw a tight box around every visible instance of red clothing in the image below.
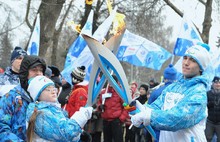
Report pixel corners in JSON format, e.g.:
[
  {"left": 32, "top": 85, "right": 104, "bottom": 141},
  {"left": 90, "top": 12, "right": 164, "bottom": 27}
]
[
  {"left": 65, "top": 83, "right": 88, "bottom": 117},
  {"left": 98, "top": 87, "right": 128, "bottom": 122}
]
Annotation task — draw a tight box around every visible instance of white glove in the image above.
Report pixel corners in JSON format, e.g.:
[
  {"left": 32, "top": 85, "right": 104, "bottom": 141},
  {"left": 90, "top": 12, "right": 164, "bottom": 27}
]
[
  {"left": 71, "top": 107, "right": 93, "bottom": 128},
  {"left": 131, "top": 100, "right": 152, "bottom": 127}
]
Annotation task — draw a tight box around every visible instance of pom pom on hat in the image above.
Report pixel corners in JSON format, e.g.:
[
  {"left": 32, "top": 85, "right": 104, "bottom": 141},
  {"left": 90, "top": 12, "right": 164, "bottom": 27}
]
[
  {"left": 163, "top": 64, "right": 177, "bottom": 81},
  {"left": 184, "top": 44, "right": 211, "bottom": 71},
  {"left": 27, "top": 76, "right": 54, "bottom": 102},
  {"left": 71, "top": 66, "right": 86, "bottom": 84},
  {"left": 11, "top": 46, "right": 27, "bottom": 63}
]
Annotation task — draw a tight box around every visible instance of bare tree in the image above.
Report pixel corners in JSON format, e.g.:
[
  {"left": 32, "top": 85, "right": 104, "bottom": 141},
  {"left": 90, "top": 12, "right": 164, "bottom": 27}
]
[
  {"left": 0, "top": 13, "right": 13, "bottom": 69},
  {"left": 164, "top": 0, "right": 215, "bottom": 44}
]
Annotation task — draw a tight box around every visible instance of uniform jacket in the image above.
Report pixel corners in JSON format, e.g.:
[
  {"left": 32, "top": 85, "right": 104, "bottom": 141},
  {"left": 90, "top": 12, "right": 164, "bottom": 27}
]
[
  {"left": 0, "top": 55, "right": 46, "bottom": 141},
  {"left": 207, "top": 89, "right": 220, "bottom": 123},
  {"left": 98, "top": 87, "right": 128, "bottom": 122},
  {"left": 148, "top": 75, "right": 208, "bottom": 142},
  {"left": 65, "top": 82, "right": 88, "bottom": 117},
  {"left": 0, "top": 85, "right": 32, "bottom": 141},
  {"left": 26, "top": 102, "right": 82, "bottom": 142},
  {"left": 148, "top": 81, "right": 173, "bottom": 104},
  {"left": 0, "top": 67, "right": 20, "bottom": 85}
]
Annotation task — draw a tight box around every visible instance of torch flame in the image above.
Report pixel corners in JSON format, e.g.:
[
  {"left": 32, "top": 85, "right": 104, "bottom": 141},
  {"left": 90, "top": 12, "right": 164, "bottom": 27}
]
[
  {"left": 67, "top": 21, "right": 81, "bottom": 33},
  {"left": 106, "top": 0, "right": 126, "bottom": 35}
]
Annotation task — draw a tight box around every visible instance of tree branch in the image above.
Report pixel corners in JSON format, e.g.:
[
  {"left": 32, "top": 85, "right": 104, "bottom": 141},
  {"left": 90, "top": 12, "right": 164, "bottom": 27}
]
[
  {"left": 25, "top": 0, "right": 32, "bottom": 29},
  {"left": 198, "top": 0, "right": 206, "bottom": 5},
  {"left": 57, "top": 0, "right": 74, "bottom": 33},
  {"left": 163, "top": 0, "right": 183, "bottom": 17}
]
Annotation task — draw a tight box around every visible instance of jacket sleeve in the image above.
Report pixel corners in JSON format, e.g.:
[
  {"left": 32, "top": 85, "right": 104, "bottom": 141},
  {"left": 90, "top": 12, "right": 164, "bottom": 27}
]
[
  {"left": 118, "top": 98, "right": 129, "bottom": 122},
  {"left": 0, "top": 93, "right": 24, "bottom": 142},
  {"left": 33, "top": 108, "right": 82, "bottom": 142},
  {"left": 149, "top": 88, "right": 207, "bottom": 131}
]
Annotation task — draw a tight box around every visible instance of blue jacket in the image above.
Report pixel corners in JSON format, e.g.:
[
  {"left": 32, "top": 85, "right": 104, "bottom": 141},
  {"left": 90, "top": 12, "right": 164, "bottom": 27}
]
[
  {"left": 148, "top": 75, "right": 208, "bottom": 141},
  {"left": 26, "top": 102, "right": 82, "bottom": 142},
  {"left": 148, "top": 81, "right": 173, "bottom": 104},
  {"left": 0, "top": 67, "right": 20, "bottom": 85},
  {"left": 0, "top": 85, "right": 32, "bottom": 141}
]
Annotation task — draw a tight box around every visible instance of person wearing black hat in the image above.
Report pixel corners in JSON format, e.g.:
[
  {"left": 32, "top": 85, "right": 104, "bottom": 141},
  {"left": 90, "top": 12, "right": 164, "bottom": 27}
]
[
  {"left": 0, "top": 55, "right": 46, "bottom": 141},
  {"left": 64, "top": 66, "right": 89, "bottom": 117},
  {"left": 205, "top": 76, "right": 220, "bottom": 142},
  {"left": 0, "top": 46, "right": 27, "bottom": 85}
]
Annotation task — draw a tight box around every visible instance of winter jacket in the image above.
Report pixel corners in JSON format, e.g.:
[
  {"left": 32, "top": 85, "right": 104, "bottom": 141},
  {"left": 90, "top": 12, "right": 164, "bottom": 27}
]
[
  {"left": 58, "top": 82, "right": 72, "bottom": 107},
  {"left": 148, "top": 81, "right": 173, "bottom": 104},
  {"left": 0, "top": 67, "right": 20, "bottom": 85},
  {"left": 98, "top": 87, "right": 128, "bottom": 122},
  {"left": 26, "top": 102, "right": 82, "bottom": 142},
  {"left": 148, "top": 75, "right": 208, "bottom": 142},
  {"left": 0, "top": 55, "right": 46, "bottom": 141},
  {"left": 0, "top": 85, "right": 32, "bottom": 142},
  {"left": 65, "top": 82, "right": 88, "bottom": 117},
  {"left": 207, "top": 89, "right": 220, "bottom": 123}
]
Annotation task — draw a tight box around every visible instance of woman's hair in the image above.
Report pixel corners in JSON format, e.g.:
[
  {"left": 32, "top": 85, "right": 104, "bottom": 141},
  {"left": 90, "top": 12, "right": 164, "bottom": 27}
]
[{"left": 26, "top": 107, "right": 42, "bottom": 142}]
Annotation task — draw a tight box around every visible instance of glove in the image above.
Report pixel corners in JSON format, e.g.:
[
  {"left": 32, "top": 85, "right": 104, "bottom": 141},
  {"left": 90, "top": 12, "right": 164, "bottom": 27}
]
[
  {"left": 71, "top": 107, "right": 93, "bottom": 128},
  {"left": 131, "top": 100, "right": 152, "bottom": 127}
]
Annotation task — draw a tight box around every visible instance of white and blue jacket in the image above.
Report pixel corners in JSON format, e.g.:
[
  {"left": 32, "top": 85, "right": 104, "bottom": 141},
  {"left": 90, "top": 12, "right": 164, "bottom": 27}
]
[
  {"left": 148, "top": 75, "right": 208, "bottom": 142},
  {"left": 26, "top": 102, "right": 82, "bottom": 142}
]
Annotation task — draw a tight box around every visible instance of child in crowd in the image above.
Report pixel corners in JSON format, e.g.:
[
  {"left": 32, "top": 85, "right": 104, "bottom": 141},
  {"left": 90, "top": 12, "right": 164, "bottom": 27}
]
[{"left": 26, "top": 76, "right": 93, "bottom": 142}]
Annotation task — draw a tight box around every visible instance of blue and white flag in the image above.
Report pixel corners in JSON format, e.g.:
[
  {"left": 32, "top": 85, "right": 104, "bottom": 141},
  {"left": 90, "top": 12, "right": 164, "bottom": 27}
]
[
  {"left": 27, "top": 14, "right": 40, "bottom": 55},
  {"left": 117, "top": 30, "right": 172, "bottom": 70},
  {"left": 173, "top": 14, "right": 203, "bottom": 56},
  {"left": 61, "top": 8, "right": 117, "bottom": 85}
]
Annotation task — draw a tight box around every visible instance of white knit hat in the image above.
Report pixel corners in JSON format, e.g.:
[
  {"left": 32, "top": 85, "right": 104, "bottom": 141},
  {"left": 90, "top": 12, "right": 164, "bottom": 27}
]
[
  {"left": 184, "top": 44, "right": 211, "bottom": 71},
  {"left": 27, "top": 76, "right": 54, "bottom": 102}
]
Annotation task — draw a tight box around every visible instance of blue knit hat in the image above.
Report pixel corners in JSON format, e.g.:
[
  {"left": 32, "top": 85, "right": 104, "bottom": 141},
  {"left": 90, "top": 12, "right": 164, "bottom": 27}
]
[
  {"left": 11, "top": 46, "right": 27, "bottom": 63},
  {"left": 163, "top": 64, "right": 177, "bottom": 81}
]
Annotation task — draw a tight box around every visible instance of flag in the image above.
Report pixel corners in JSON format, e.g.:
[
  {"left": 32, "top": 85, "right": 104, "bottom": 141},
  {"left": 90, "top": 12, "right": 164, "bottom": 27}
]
[
  {"left": 173, "top": 14, "right": 203, "bottom": 56},
  {"left": 117, "top": 30, "right": 172, "bottom": 70},
  {"left": 27, "top": 14, "right": 40, "bottom": 55},
  {"left": 61, "top": 8, "right": 117, "bottom": 85}
]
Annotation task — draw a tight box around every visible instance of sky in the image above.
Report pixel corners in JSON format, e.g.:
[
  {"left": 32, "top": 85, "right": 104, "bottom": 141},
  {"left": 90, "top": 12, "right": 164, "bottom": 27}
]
[
  {"left": 163, "top": 0, "right": 220, "bottom": 49},
  {"left": 0, "top": 0, "right": 219, "bottom": 50}
]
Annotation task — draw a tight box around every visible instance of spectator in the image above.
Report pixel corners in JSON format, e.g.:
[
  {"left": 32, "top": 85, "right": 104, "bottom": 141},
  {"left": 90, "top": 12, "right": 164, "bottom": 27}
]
[
  {"left": 26, "top": 76, "right": 93, "bottom": 141},
  {"left": 205, "top": 76, "right": 220, "bottom": 142},
  {"left": 58, "top": 77, "right": 72, "bottom": 107},
  {"left": 131, "top": 44, "right": 211, "bottom": 141},
  {"left": 0, "top": 46, "right": 27, "bottom": 85},
  {"left": 97, "top": 74, "right": 129, "bottom": 142},
  {"left": 64, "top": 66, "right": 88, "bottom": 117},
  {"left": 0, "top": 55, "right": 46, "bottom": 141},
  {"left": 130, "top": 82, "right": 140, "bottom": 99}
]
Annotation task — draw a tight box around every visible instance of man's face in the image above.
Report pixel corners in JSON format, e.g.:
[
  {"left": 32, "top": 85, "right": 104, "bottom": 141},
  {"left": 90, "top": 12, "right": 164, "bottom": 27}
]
[
  {"left": 213, "top": 81, "right": 220, "bottom": 90},
  {"left": 11, "top": 56, "right": 24, "bottom": 73},
  {"left": 182, "top": 56, "right": 200, "bottom": 78},
  {"left": 28, "top": 65, "right": 44, "bottom": 79}
]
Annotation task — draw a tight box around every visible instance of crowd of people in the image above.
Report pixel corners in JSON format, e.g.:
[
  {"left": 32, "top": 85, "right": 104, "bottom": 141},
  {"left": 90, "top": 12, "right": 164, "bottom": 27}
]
[{"left": 0, "top": 43, "right": 219, "bottom": 142}]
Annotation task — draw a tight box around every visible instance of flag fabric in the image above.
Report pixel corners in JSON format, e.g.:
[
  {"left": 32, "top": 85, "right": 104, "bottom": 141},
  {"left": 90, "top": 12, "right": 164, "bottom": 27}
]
[
  {"left": 27, "top": 14, "right": 40, "bottom": 55},
  {"left": 61, "top": 8, "right": 117, "bottom": 85},
  {"left": 117, "top": 30, "right": 172, "bottom": 70},
  {"left": 173, "top": 14, "right": 203, "bottom": 56}
]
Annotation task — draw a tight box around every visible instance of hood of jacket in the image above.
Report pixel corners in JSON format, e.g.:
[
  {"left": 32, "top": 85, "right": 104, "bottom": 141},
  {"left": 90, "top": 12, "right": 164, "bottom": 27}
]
[{"left": 19, "top": 55, "right": 46, "bottom": 91}]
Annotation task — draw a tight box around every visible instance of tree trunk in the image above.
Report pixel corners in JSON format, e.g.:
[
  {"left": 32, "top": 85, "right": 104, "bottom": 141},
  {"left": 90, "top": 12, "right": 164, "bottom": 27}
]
[
  {"left": 202, "top": 0, "right": 213, "bottom": 43},
  {"left": 38, "top": 0, "right": 65, "bottom": 57}
]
